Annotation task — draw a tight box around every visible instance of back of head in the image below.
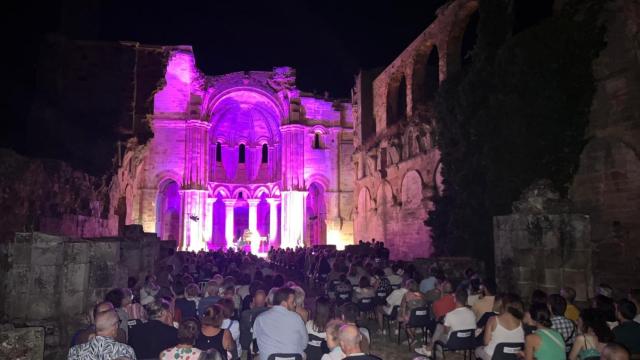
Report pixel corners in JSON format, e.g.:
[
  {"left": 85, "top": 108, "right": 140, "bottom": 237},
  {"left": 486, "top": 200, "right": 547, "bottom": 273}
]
[
  {"left": 483, "top": 279, "right": 497, "bottom": 296},
  {"left": 405, "top": 279, "right": 418, "bottom": 292},
  {"left": 273, "top": 286, "right": 295, "bottom": 307},
  {"left": 93, "top": 301, "right": 115, "bottom": 322},
  {"left": 216, "top": 298, "right": 235, "bottom": 319},
  {"left": 202, "top": 304, "right": 225, "bottom": 328},
  {"left": 616, "top": 299, "right": 637, "bottom": 321},
  {"left": 601, "top": 343, "right": 631, "bottom": 360},
  {"left": 145, "top": 299, "right": 171, "bottom": 321},
  {"left": 359, "top": 276, "right": 370, "bottom": 289},
  {"left": 105, "top": 288, "right": 125, "bottom": 308},
  {"left": 313, "top": 296, "right": 333, "bottom": 332},
  {"left": 325, "top": 319, "right": 345, "bottom": 342},
  {"left": 531, "top": 289, "right": 548, "bottom": 306},
  {"left": 579, "top": 308, "right": 615, "bottom": 342},
  {"left": 205, "top": 282, "right": 221, "bottom": 298},
  {"left": 178, "top": 319, "right": 200, "bottom": 345},
  {"left": 338, "top": 324, "right": 361, "bottom": 354},
  {"left": 501, "top": 293, "right": 524, "bottom": 320},
  {"left": 561, "top": 287, "right": 577, "bottom": 303},
  {"left": 185, "top": 283, "right": 200, "bottom": 298},
  {"left": 454, "top": 288, "right": 468, "bottom": 306},
  {"left": 548, "top": 294, "right": 567, "bottom": 316},
  {"left": 339, "top": 302, "right": 359, "bottom": 323},
  {"left": 291, "top": 286, "right": 306, "bottom": 308},
  {"left": 593, "top": 294, "right": 616, "bottom": 322},
  {"left": 529, "top": 303, "right": 552, "bottom": 328},
  {"left": 95, "top": 309, "right": 119, "bottom": 336}
]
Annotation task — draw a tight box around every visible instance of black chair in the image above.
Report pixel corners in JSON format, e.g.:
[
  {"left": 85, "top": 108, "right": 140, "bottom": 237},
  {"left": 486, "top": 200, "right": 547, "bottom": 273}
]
[
  {"left": 400, "top": 306, "right": 432, "bottom": 348},
  {"left": 433, "top": 329, "right": 476, "bottom": 360},
  {"left": 374, "top": 289, "right": 388, "bottom": 306},
  {"left": 305, "top": 334, "right": 329, "bottom": 360},
  {"left": 267, "top": 354, "right": 303, "bottom": 360},
  {"left": 357, "top": 297, "right": 376, "bottom": 319},
  {"left": 383, "top": 305, "right": 399, "bottom": 340},
  {"left": 491, "top": 342, "right": 524, "bottom": 360}
]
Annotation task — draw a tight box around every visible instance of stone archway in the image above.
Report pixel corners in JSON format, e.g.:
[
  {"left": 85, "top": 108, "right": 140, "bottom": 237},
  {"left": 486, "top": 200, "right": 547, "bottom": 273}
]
[
  {"left": 156, "top": 179, "right": 181, "bottom": 241},
  {"left": 306, "top": 182, "right": 327, "bottom": 246}
]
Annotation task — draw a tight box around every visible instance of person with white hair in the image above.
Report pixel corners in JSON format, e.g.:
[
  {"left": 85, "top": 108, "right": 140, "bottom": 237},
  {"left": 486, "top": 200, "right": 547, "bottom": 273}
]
[
  {"left": 338, "top": 324, "right": 381, "bottom": 360},
  {"left": 68, "top": 309, "right": 136, "bottom": 360},
  {"left": 291, "top": 285, "right": 309, "bottom": 322}
]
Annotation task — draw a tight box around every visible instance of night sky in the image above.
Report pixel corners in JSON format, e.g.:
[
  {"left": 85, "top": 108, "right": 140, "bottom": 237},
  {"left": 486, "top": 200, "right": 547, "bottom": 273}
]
[{"left": 2, "top": 0, "right": 551, "bottom": 169}]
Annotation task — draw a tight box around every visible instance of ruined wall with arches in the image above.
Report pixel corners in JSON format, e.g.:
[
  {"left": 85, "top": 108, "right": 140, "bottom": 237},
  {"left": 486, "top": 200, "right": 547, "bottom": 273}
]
[{"left": 352, "top": 0, "right": 477, "bottom": 259}]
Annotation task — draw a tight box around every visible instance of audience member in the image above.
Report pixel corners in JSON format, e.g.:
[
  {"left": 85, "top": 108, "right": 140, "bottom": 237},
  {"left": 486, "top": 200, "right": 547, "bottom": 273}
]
[
  {"left": 627, "top": 289, "right": 640, "bottom": 323},
  {"left": 523, "top": 303, "right": 565, "bottom": 360},
  {"left": 196, "top": 304, "right": 234, "bottom": 359},
  {"left": 472, "top": 279, "right": 496, "bottom": 321},
  {"left": 612, "top": 299, "right": 640, "bottom": 354},
  {"left": 339, "top": 302, "right": 370, "bottom": 353},
  {"left": 339, "top": 324, "right": 381, "bottom": 360},
  {"left": 321, "top": 319, "right": 346, "bottom": 360},
  {"left": 128, "top": 299, "right": 179, "bottom": 359},
  {"left": 199, "top": 281, "right": 222, "bottom": 316},
  {"left": 160, "top": 318, "right": 204, "bottom": 360},
  {"left": 548, "top": 293, "right": 576, "bottom": 353},
  {"left": 419, "top": 265, "right": 438, "bottom": 294},
  {"left": 569, "top": 308, "right": 614, "bottom": 360},
  {"left": 68, "top": 309, "right": 136, "bottom": 360},
  {"left": 253, "top": 287, "right": 308, "bottom": 360},
  {"left": 475, "top": 293, "right": 525, "bottom": 360},
  {"left": 218, "top": 298, "right": 241, "bottom": 359},
  {"left": 432, "top": 281, "right": 456, "bottom": 320},
  {"left": 398, "top": 279, "right": 426, "bottom": 344},
  {"left": 561, "top": 287, "right": 580, "bottom": 322}
]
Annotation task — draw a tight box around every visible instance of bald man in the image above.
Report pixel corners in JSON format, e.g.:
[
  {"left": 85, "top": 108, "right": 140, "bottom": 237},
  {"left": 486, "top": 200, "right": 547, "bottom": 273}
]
[
  {"left": 339, "top": 324, "right": 381, "bottom": 360},
  {"left": 602, "top": 343, "right": 631, "bottom": 360},
  {"left": 68, "top": 309, "right": 136, "bottom": 359},
  {"left": 71, "top": 301, "right": 127, "bottom": 346}
]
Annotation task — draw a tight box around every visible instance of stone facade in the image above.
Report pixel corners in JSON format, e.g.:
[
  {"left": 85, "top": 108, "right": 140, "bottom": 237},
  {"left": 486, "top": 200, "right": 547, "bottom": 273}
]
[
  {"left": 568, "top": 0, "right": 640, "bottom": 291},
  {"left": 494, "top": 181, "right": 593, "bottom": 301},
  {"left": 0, "top": 228, "right": 159, "bottom": 359},
  {"left": 119, "top": 50, "right": 354, "bottom": 252},
  {"left": 351, "top": 0, "right": 478, "bottom": 260}
]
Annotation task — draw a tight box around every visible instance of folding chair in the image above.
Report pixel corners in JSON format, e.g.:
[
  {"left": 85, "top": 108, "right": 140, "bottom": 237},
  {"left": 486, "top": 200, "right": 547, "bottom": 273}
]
[
  {"left": 433, "top": 329, "right": 476, "bottom": 360},
  {"left": 305, "top": 334, "right": 328, "bottom": 360},
  {"left": 491, "top": 342, "right": 524, "bottom": 360},
  {"left": 357, "top": 297, "right": 376, "bottom": 320},
  {"left": 382, "top": 305, "right": 399, "bottom": 340},
  {"left": 400, "top": 306, "right": 432, "bottom": 348},
  {"left": 267, "top": 354, "right": 303, "bottom": 360}
]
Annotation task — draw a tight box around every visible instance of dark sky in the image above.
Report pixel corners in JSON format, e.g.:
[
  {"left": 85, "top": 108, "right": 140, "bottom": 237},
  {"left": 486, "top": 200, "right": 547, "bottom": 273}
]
[{"left": 1, "top": 0, "right": 446, "bottom": 159}]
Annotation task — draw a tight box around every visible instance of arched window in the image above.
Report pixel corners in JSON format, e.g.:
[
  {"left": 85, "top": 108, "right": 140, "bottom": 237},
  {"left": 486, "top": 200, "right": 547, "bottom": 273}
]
[
  {"left": 239, "top": 144, "right": 246, "bottom": 164},
  {"left": 261, "top": 144, "right": 268, "bottom": 163},
  {"left": 216, "top": 142, "right": 222, "bottom": 162},
  {"left": 313, "top": 133, "right": 321, "bottom": 149}
]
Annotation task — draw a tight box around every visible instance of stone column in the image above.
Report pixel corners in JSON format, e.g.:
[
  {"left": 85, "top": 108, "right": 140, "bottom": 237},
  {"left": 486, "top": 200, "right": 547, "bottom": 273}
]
[
  {"left": 266, "top": 198, "right": 280, "bottom": 242},
  {"left": 248, "top": 199, "right": 260, "bottom": 233},
  {"left": 223, "top": 199, "right": 236, "bottom": 249},
  {"left": 204, "top": 197, "right": 214, "bottom": 246}
]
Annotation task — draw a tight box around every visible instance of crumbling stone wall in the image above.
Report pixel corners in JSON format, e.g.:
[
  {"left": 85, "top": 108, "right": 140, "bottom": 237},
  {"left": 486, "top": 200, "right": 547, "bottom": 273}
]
[
  {"left": 0, "top": 227, "right": 159, "bottom": 359},
  {"left": 568, "top": 0, "right": 640, "bottom": 291},
  {"left": 494, "top": 181, "right": 592, "bottom": 301},
  {"left": 351, "top": 0, "right": 476, "bottom": 259},
  {"left": 0, "top": 149, "right": 118, "bottom": 243}
]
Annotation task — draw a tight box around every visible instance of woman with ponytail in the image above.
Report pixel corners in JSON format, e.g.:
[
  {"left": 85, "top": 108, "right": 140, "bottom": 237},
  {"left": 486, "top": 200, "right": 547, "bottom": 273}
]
[
  {"left": 523, "top": 303, "right": 566, "bottom": 360},
  {"left": 476, "top": 293, "right": 526, "bottom": 360}
]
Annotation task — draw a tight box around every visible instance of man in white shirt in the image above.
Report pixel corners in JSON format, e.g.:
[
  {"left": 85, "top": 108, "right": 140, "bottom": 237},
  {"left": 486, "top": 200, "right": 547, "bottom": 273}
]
[{"left": 415, "top": 288, "right": 476, "bottom": 356}]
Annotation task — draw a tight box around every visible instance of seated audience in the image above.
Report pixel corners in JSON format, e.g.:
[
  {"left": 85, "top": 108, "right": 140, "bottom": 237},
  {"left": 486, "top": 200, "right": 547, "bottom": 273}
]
[
  {"left": 627, "top": 289, "right": 640, "bottom": 323},
  {"left": 593, "top": 294, "right": 618, "bottom": 329},
  {"left": 569, "top": 308, "right": 614, "bottom": 360},
  {"left": 128, "top": 299, "right": 179, "bottom": 359},
  {"left": 160, "top": 319, "right": 204, "bottom": 360},
  {"left": 105, "top": 288, "right": 130, "bottom": 341},
  {"left": 523, "top": 303, "right": 565, "bottom": 360},
  {"left": 196, "top": 304, "right": 235, "bottom": 358},
  {"left": 321, "top": 319, "right": 346, "bottom": 360},
  {"left": 418, "top": 265, "right": 438, "bottom": 294},
  {"left": 432, "top": 281, "right": 456, "bottom": 320},
  {"left": 415, "top": 288, "right": 476, "bottom": 356},
  {"left": 352, "top": 276, "right": 375, "bottom": 303},
  {"left": 398, "top": 279, "right": 426, "bottom": 344},
  {"left": 339, "top": 302, "right": 370, "bottom": 353},
  {"left": 253, "top": 287, "right": 308, "bottom": 360},
  {"left": 68, "top": 308, "right": 136, "bottom": 360},
  {"left": 199, "top": 282, "right": 222, "bottom": 317},
  {"left": 307, "top": 296, "right": 332, "bottom": 341},
  {"left": 612, "top": 299, "right": 640, "bottom": 354},
  {"left": 217, "top": 298, "right": 241, "bottom": 359},
  {"left": 561, "top": 287, "right": 580, "bottom": 322},
  {"left": 292, "top": 285, "right": 310, "bottom": 322},
  {"left": 548, "top": 293, "right": 576, "bottom": 353},
  {"left": 375, "top": 278, "right": 410, "bottom": 330},
  {"left": 472, "top": 279, "right": 496, "bottom": 321},
  {"left": 339, "top": 324, "right": 381, "bottom": 360},
  {"left": 475, "top": 293, "right": 525, "bottom": 360}
]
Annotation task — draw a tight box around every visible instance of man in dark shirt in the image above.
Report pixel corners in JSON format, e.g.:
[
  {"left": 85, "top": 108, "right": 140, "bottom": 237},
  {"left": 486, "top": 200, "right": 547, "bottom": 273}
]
[
  {"left": 613, "top": 299, "right": 640, "bottom": 355},
  {"left": 128, "top": 299, "right": 178, "bottom": 359}
]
